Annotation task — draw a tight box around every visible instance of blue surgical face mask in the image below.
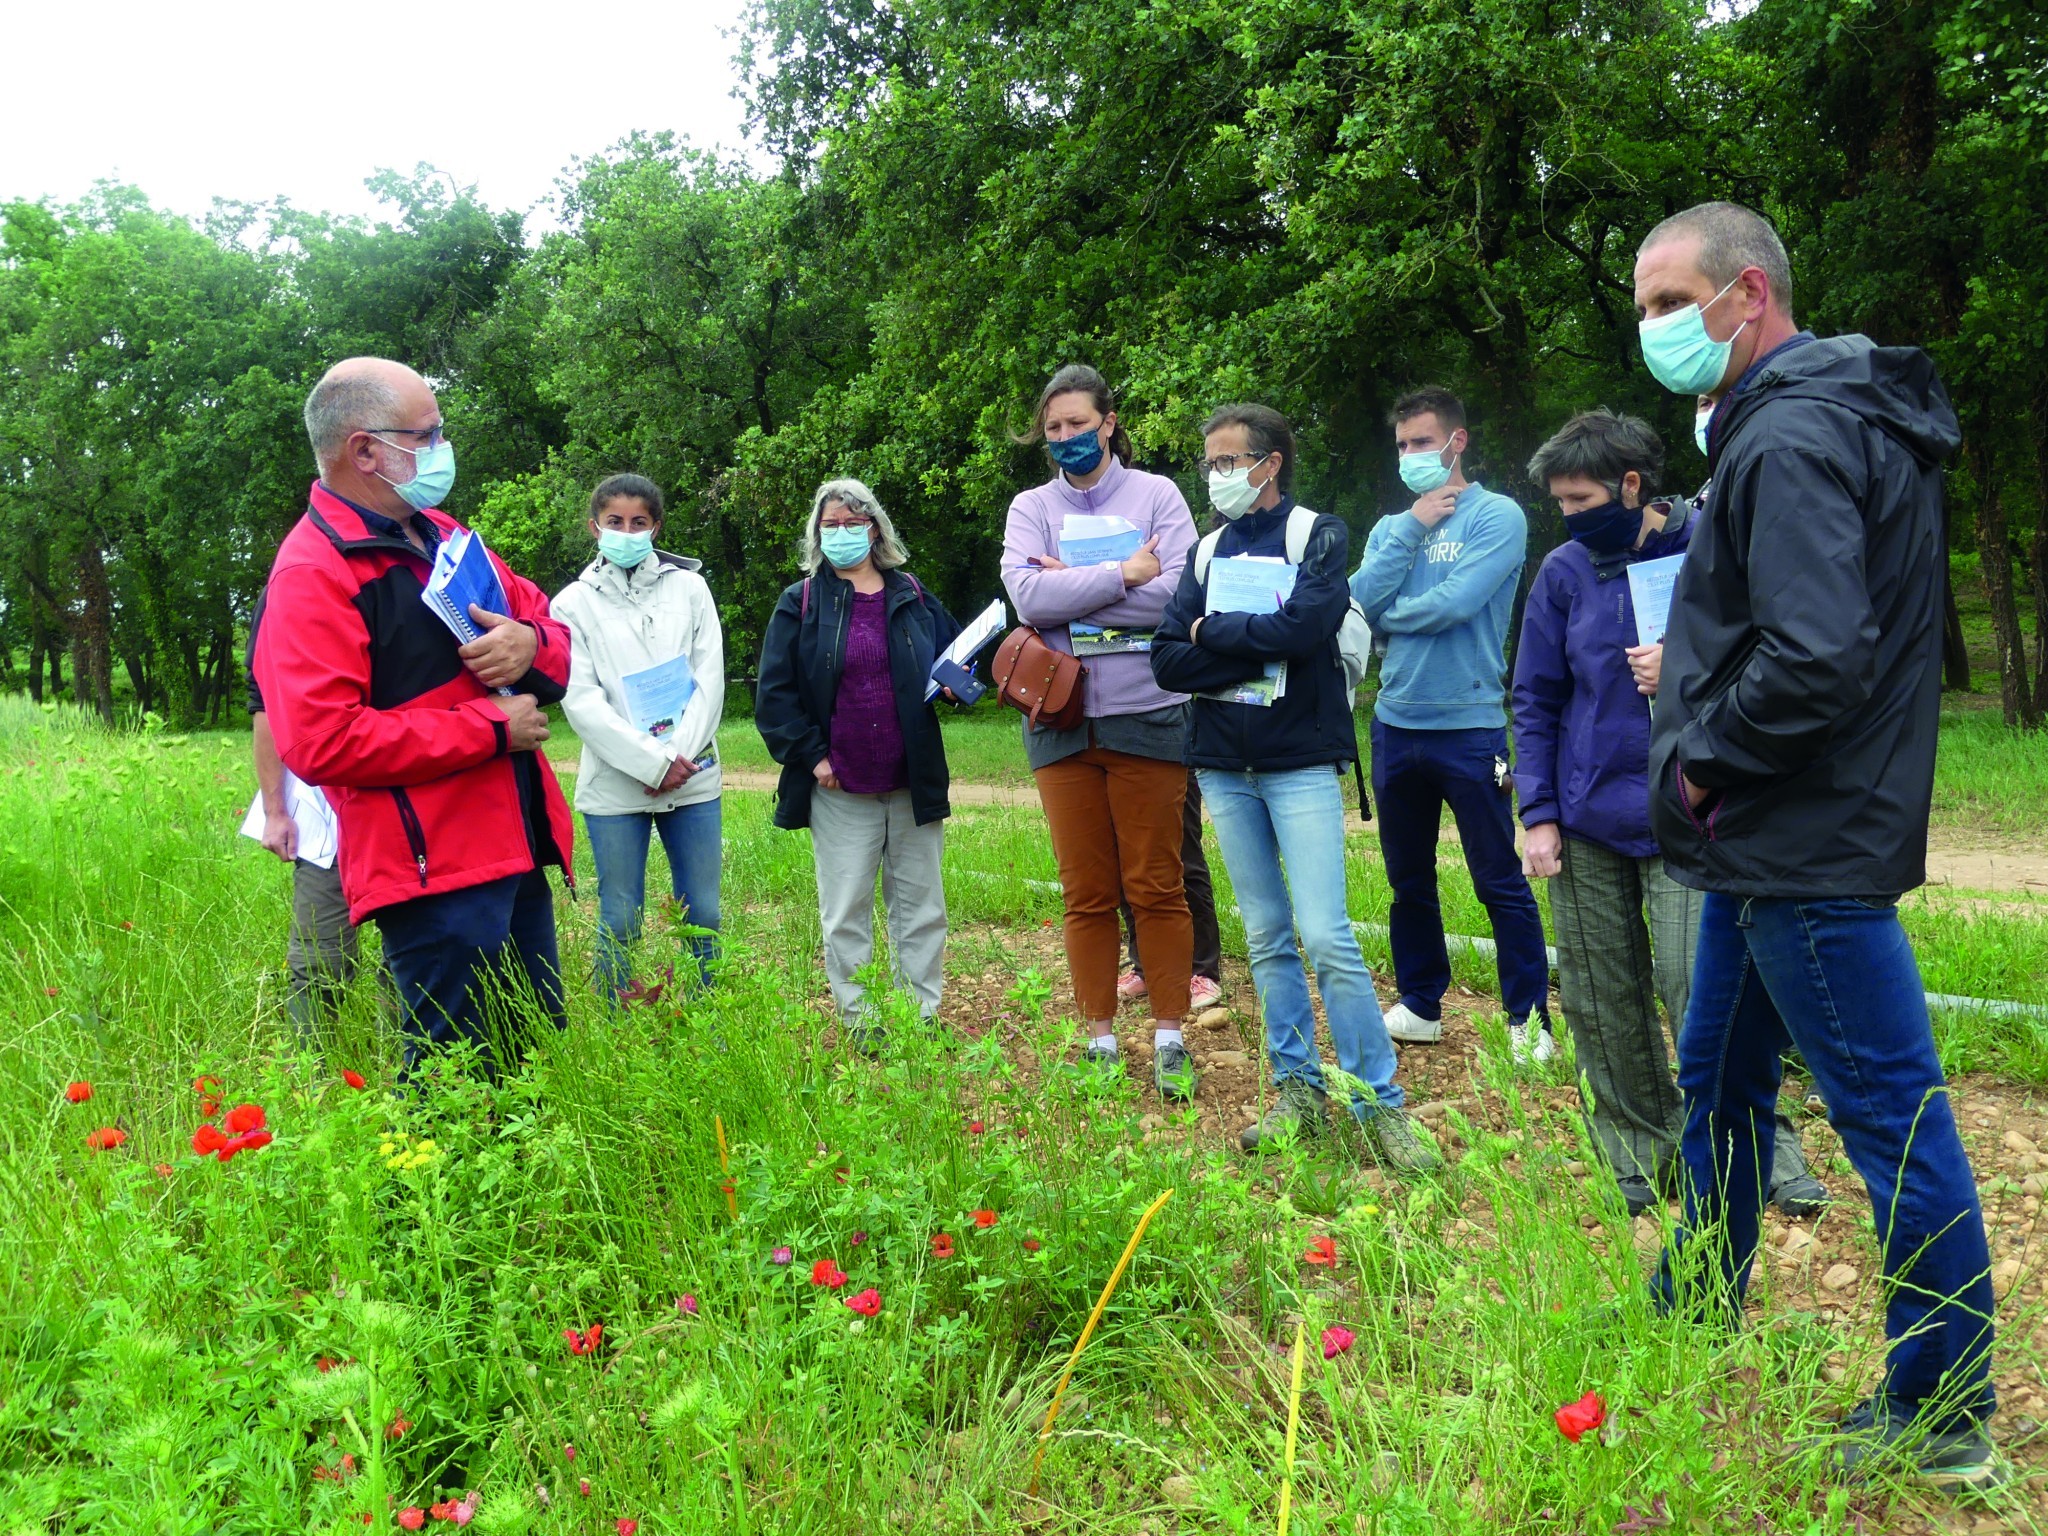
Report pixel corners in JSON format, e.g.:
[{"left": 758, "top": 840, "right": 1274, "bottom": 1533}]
[
  {"left": 1398, "top": 446, "right": 1454, "bottom": 495},
  {"left": 598, "top": 528, "right": 655, "bottom": 568},
  {"left": 1563, "top": 498, "right": 1643, "bottom": 556},
  {"left": 1639, "top": 277, "right": 1747, "bottom": 396},
  {"left": 374, "top": 437, "right": 457, "bottom": 511},
  {"left": 1047, "top": 429, "right": 1107, "bottom": 477},
  {"left": 1693, "top": 408, "right": 1715, "bottom": 457},
  {"left": 820, "top": 524, "right": 874, "bottom": 569}
]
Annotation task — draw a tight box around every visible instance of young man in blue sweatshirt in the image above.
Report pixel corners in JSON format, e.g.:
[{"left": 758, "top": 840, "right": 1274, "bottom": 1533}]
[{"left": 1349, "top": 388, "right": 1554, "bottom": 1061}]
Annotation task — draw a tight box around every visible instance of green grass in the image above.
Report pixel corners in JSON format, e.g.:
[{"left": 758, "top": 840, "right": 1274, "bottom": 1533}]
[{"left": 3, "top": 697, "right": 2042, "bottom": 1532}]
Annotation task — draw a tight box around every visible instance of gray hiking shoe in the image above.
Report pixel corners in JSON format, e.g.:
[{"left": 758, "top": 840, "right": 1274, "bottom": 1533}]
[
  {"left": 1239, "top": 1079, "right": 1329, "bottom": 1152},
  {"left": 1360, "top": 1106, "right": 1443, "bottom": 1174},
  {"left": 1075, "top": 1042, "right": 1122, "bottom": 1083},
  {"left": 1832, "top": 1398, "right": 2009, "bottom": 1493},
  {"left": 1154, "top": 1040, "right": 1199, "bottom": 1103}
]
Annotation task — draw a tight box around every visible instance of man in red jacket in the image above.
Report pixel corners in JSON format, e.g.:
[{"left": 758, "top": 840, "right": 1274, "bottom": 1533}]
[{"left": 253, "top": 357, "right": 575, "bottom": 1076}]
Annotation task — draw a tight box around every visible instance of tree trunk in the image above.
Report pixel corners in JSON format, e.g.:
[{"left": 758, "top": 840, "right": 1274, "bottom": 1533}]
[
  {"left": 2031, "top": 373, "right": 2048, "bottom": 714},
  {"left": 1939, "top": 493, "right": 1971, "bottom": 690},
  {"left": 72, "top": 541, "right": 117, "bottom": 722},
  {"left": 1962, "top": 433, "right": 2040, "bottom": 728}
]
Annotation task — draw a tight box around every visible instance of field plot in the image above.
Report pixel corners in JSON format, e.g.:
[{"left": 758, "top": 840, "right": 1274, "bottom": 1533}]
[{"left": 6, "top": 699, "right": 2047, "bottom": 1534}]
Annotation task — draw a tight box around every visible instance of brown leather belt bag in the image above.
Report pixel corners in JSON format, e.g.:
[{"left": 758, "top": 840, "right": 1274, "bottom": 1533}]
[{"left": 991, "top": 626, "right": 1086, "bottom": 731}]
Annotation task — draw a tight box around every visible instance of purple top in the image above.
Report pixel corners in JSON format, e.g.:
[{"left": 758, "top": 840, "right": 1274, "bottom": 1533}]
[
  {"left": 829, "top": 590, "right": 909, "bottom": 794},
  {"left": 1000, "top": 456, "right": 1196, "bottom": 718}
]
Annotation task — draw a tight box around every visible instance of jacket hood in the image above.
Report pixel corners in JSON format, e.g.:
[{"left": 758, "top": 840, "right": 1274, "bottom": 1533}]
[
  {"left": 1717, "top": 334, "right": 1961, "bottom": 470},
  {"left": 578, "top": 548, "right": 702, "bottom": 595}
]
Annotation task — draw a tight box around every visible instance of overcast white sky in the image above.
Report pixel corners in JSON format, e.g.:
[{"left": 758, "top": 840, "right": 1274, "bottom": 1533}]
[{"left": 1, "top": 0, "right": 757, "bottom": 230}]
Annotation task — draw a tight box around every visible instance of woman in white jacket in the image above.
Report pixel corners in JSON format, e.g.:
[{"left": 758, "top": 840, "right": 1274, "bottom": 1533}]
[{"left": 554, "top": 475, "right": 724, "bottom": 1004}]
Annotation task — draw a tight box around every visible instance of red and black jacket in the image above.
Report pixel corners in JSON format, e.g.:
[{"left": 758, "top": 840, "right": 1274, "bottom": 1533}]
[{"left": 252, "top": 483, "right": 576, "bottom": 923}]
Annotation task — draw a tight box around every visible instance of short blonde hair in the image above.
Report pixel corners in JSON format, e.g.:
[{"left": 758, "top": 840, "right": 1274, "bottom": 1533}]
[{"left": 801, "top": 478, "right": 910, "bottom": 574}]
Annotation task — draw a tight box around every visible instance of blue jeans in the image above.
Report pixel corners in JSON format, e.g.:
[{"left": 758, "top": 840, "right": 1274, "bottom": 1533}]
[
  {"left": 1371, "top": 719, "right": 1550, "bottom": 1023},
  {"left": 1197, "top": 765, "right": 1401, "bottom": 1112},
  {"left": 1653, "top": 893, "right": 1995, "bottom": 1429},
  {"left": 584, "top": 801, "right": 723, "bottom": 999},
  {"left": 374, "top": 869, "right": 565, "bottom": 1079}
]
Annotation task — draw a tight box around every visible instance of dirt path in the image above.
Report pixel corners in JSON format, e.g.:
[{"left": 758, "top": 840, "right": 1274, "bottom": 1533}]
[{"left": 606, "top": 767, "right": 2048, "bottom": 895}]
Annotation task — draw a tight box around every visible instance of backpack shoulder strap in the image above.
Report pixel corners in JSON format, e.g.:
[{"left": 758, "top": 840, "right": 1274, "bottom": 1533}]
[
  {"left": 1193, "top": 527, "right": 1226, "bottom": 586},
  {"left": 800, "top": 576, "right": 812, "bottom": 620},
  {"left": 1284, "top": 505, "right": 1320, "bottom": 565}
]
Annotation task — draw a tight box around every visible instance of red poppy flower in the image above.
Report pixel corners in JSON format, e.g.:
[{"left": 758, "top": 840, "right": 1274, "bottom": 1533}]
[
  {"left": 44, "top": 986, "right": 58, "bottom": 997},
  {"left": 341, "top": 1069, "right": 367, "bottom": 1090},
  {"left": 192, "top": 1124, "right": 230, "bottom": 1155},
  {"left": 316, "top": 1355, "right": 338, "bottom": 1373},
  {"left": 562, "top": 1324, "right": 603, "bottom": 1356},
  {"left": 844, "top": 1287, "right": 881, "bottom": 1317},
  {"left": 223, "top": 1103, "right": 266, "bottom": 1134},
  {"left": 617, "top": 1522, "right": 639, "bottom": 1536},
  {"left": 811, "top": 1259, "right": 848, "bottom": 1289},
  {"left": 217, "top": 1128, "right": 273, "bottom": 1163},
  {"left": 971, "top": 1209, "right": 998, "bottom": 1229},
  {"left": 1023, "top": 1238, "right": 1042, "bottom": 1252},
  {"left": 193, "top": 1075, "right": 221, "bottom": 1095},
  {"left": 152, "top": 1162, "right": 173, "bottom": 1178},
  {"left": 200, "top": 1098, "right": 220, "bottom": 1120},
  {"left": 85, "top": 1127, "right": 127, "bottom": 1151},
  {"left": 387, "top": 1414, "right": 411, "bottom": 1440},
  {"left": 428, "top": 1502, "right": 456, "bottom": 1522},
  {"left": 967, "top": 1120, "right": 984, "bottom": 1135},
  {"left": 397, "top": 1510, "right": 425, "bottom": 1531},
  {"left": 1555, "top": 1390, "right": 1606, "bottom": 1443},
  {"left": 1303, "top": 1236, "right": 1338, "bottom": 1267},
  {"left": 313, "top": 1464, "right": 341, "bottom": 1483},
  {"left": 931, "top": 1234, "right": 955, "bottom": 1259},
  {"left": 64, "top": 1081, "right": 92, "bottom": 1104},
  {"left": 120, "top": 920, "right": 133, "bottom": 931},
  {"left": 1321, "top": 1325, "right": 1356, "bottom": 1359}
]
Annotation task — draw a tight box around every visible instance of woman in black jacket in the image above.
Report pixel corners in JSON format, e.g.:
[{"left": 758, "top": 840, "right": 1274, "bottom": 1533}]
[{"left": 755, "top": 478, "right": 960, "bottom": 1051}]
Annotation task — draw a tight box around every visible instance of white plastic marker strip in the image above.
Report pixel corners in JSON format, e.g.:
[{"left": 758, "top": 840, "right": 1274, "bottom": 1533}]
[{"left": 942, "top": 868, "right": 2048, "bottom": 1023}]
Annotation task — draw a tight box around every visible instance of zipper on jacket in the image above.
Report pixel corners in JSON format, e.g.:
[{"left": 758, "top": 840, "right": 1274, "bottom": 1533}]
[{"left": 390, "top": 786, "right": 429, "bottom": 887}]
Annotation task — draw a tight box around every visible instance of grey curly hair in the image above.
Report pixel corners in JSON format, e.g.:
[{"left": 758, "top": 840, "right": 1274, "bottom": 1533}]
[{"left": 800, "top": 477, "right": 910, "bottom": 574}]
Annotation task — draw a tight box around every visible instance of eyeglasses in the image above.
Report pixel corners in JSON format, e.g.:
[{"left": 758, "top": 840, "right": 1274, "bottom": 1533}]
[
  {"left": 819, "top": 512, "right": 874, "bottom": 529},
  {"left": 1198, "top": 452, "right": 1267, "bottom": 476},
  {"left": 369, "top": 424, "right": 448, "bottom": 449}
]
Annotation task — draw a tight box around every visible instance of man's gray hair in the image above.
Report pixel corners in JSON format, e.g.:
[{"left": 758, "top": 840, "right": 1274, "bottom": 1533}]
[
  {"left": 800, "top": 477, "right": 910, "bottom": 574},
  {"left": 1527, "top": 408, "right": 1666, "bottom": 499},
  {"left": 303, "top": 366, "right": 405, "bottom": 473},
  {"left": 1640, "top": 201, "right": 1795, "bottom": 317}
]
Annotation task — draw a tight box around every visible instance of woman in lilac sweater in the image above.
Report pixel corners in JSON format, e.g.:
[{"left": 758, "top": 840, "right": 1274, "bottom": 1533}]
[{"left": 1000, "top": 365, "right": 1202, "bottom": 1102}]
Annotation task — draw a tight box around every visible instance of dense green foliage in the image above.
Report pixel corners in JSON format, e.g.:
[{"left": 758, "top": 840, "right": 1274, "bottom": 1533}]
[{"left": 3, "top": 0, "right": 2044, "bottom": 724}]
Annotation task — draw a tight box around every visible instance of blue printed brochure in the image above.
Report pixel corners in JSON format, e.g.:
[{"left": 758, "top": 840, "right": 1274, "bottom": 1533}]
[
  {"left": 1626, "top": 553, "right": 1686, "bottom": 647},
  {"left": 1057, "top": 513, "right": 1143, "bottom": 569},
  {"left": 1205, "top": 554, "right": 1297, "bottom": 615},
  {"left": 1200, "top": 555, "right": 1295, "bottom": 707},
  {"left": 620, "top": 655, "right": 698, "bottom": 741}
]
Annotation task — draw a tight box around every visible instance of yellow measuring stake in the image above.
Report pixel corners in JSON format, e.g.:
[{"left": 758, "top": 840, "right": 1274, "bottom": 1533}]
[
  {"left": 714, "top": 1115, "right": 737, "bottom": 1220},
  {"left": 1026, "top": 1187, "right": 1175, "bottom": 1497},
  {"left": 1277, "top": 1318, "right": 1306, "bottom": 1535}
]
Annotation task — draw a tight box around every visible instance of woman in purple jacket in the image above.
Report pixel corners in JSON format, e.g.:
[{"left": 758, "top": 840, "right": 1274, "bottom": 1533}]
[
  {"left": 1514, "top": 409, "right": 1825, "bottom": 1220},
  {"left": 1001, "top": 365, "right": 1201, "bottom": 1102}
]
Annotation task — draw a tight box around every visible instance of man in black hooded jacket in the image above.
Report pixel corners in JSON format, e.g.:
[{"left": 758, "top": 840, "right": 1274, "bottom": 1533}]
[{"left": 1633, "top": 202, "right": 1999, "bottom": 1491}]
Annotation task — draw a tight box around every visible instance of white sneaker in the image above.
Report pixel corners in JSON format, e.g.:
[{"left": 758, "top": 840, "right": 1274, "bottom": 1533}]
[
  {"left": 1382, "top": 1003, "right": 1442, "bottom": 1044},
  {"left": 1507, "top": 1017, "right": 1558, "bottom": 1066}
]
